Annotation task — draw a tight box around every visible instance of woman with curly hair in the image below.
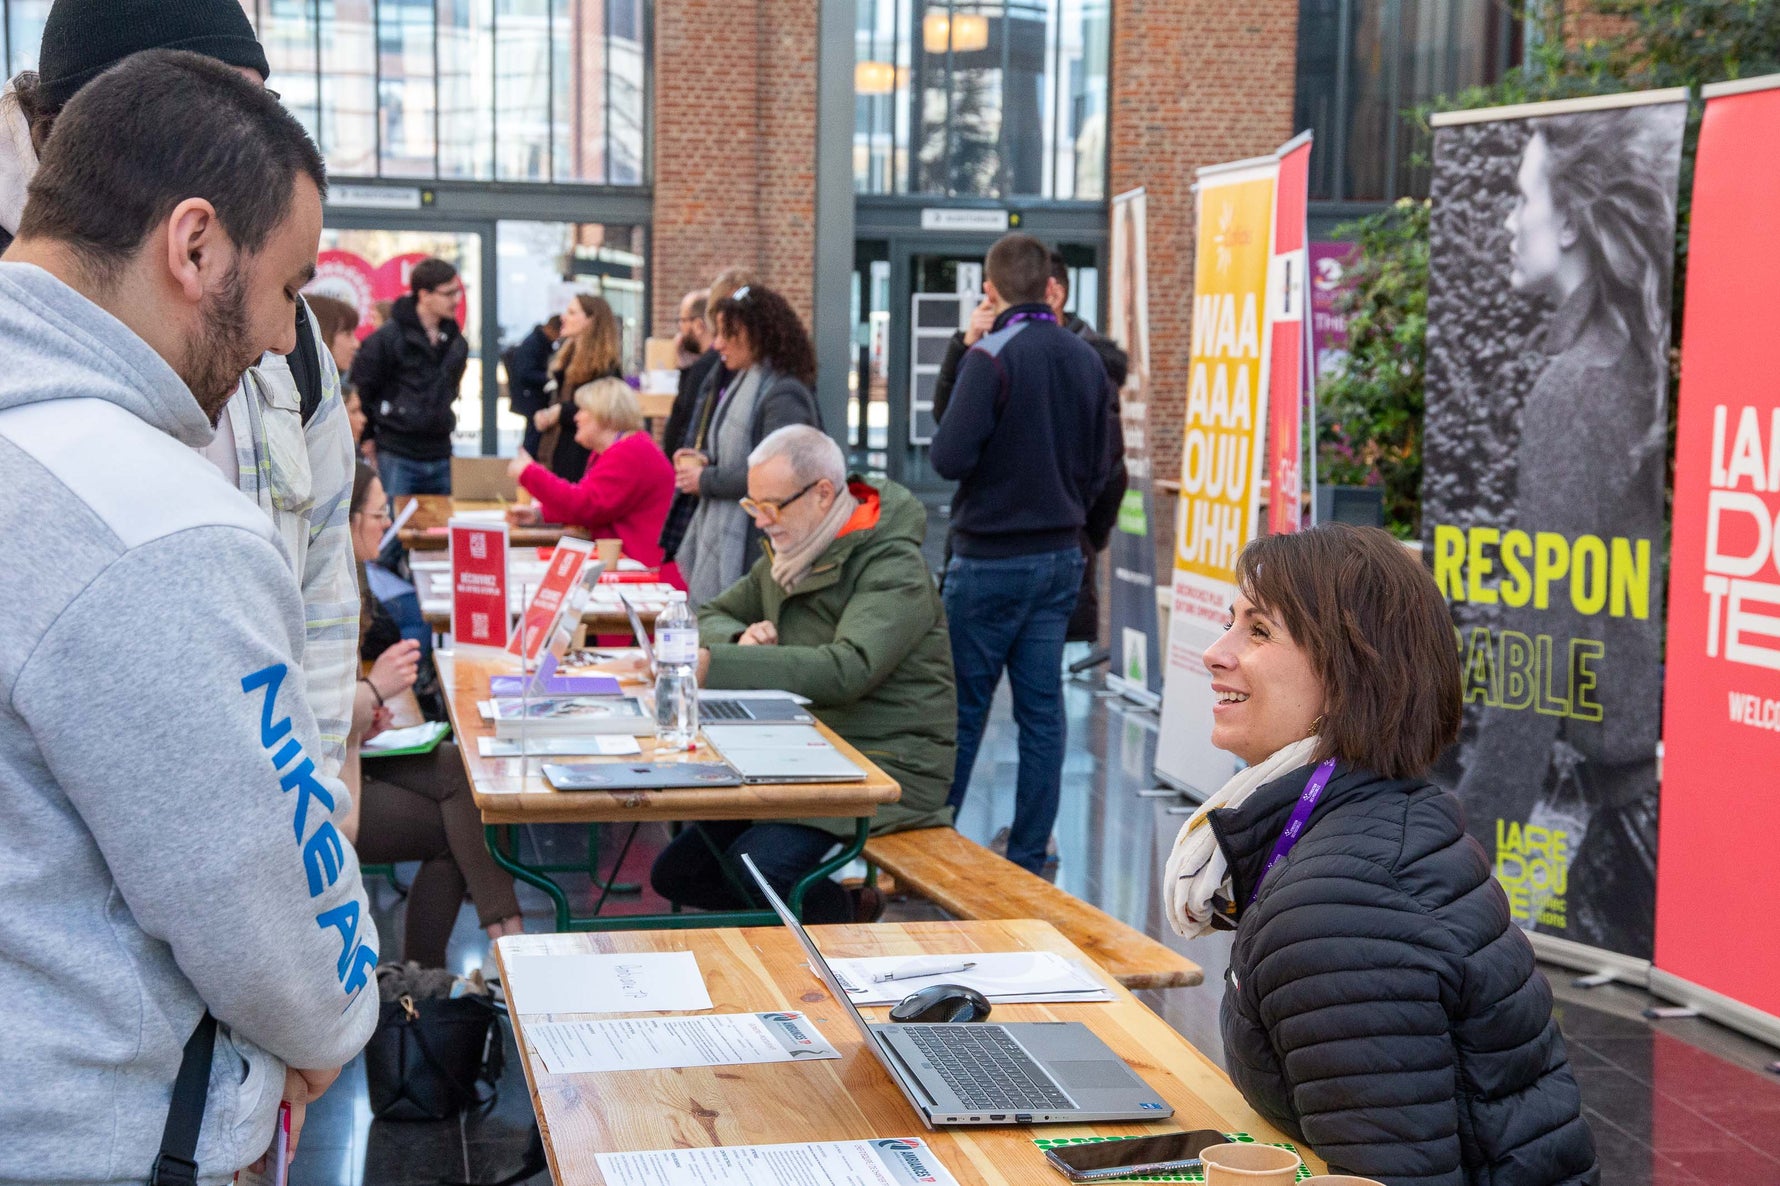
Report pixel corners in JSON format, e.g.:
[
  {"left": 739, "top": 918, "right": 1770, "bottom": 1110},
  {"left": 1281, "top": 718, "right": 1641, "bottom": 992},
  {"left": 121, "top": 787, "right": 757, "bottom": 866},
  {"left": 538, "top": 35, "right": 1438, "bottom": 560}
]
[
  {"left": 672, "top": 283, "right": 821, "bottom": 605},
  {"left": 528, "top": 292, "right": 623, "bottom": 483}
]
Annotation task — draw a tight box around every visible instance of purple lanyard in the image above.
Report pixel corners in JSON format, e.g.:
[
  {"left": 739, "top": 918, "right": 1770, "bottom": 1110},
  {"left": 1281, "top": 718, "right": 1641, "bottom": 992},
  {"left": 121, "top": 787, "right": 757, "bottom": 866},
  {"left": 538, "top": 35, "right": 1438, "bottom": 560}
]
[
  {"left": 1258, "top": 758, "right": 1340, "bottom": 888},
  {"left": 999, "top": 309, "right": 1057, "bottom": 329}
]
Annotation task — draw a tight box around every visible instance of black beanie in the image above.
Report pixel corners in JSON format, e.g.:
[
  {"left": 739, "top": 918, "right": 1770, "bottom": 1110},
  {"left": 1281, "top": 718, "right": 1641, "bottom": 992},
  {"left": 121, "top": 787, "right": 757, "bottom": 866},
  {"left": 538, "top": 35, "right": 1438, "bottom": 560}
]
[{"left": 37, "top": 0, "right": 272, "bottom": 109}]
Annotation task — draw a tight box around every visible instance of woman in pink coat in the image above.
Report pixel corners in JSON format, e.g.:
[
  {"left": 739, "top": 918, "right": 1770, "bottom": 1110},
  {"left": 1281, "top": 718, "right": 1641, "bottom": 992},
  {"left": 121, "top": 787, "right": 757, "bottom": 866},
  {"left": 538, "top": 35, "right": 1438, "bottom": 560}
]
[{"left": 508, "top": 378, "right": 684, "bottom": 587}]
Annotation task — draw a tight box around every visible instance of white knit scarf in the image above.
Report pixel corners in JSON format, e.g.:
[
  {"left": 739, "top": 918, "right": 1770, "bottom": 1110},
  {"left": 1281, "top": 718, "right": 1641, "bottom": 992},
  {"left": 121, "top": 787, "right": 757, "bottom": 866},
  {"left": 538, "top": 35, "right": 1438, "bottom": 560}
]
[
  {"left": 768, "top": 485, "right": 859, "bottom": 592},
  {"left": 1163, "top": 736, "right": 1321, "bottom": 939}
]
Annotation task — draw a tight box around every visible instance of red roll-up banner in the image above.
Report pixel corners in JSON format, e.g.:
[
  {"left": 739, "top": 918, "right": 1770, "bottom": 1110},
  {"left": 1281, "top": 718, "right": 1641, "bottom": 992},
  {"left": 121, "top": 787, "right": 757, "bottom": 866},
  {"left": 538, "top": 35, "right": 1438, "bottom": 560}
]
[
  {"left": 1656, "top": 76, "right": 1780, "bottom": 1022},
  {"left": 1265, "top": 134, "right": 1312, "bottom": 535}
]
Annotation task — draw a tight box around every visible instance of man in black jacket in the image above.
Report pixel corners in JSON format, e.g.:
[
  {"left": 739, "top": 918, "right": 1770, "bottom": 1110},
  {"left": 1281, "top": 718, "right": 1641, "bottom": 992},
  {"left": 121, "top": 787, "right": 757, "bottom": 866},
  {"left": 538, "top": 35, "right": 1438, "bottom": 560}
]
[
  {"left": 662, "top": 289, "right": 720, "bottom": 455},
  {"left": 931, "top": 251, "right": 1130, "bottom": 647},
  {"left": 352, "top": 257, "right": 469, "bottom": 494},
  {"left": 930, "top": 233, "right": 1118, "bottom": 875},
  {"left": 505, "top": 315, "right": 559, "bottom": 458}
]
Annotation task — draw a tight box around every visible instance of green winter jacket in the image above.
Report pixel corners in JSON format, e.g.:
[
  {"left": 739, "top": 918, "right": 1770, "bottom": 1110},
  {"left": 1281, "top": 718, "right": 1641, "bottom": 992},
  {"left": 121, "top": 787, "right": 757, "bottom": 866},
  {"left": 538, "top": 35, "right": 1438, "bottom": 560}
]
[{"left": 698, "top": 476, "right": 957, "bottom": 839}]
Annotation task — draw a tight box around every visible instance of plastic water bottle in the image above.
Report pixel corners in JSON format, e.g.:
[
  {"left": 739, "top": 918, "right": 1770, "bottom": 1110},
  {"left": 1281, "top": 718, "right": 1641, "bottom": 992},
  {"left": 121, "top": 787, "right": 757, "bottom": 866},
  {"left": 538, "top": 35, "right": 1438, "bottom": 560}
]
[{"left": 654, "top": 592, "right": 699, "bottom": 750}]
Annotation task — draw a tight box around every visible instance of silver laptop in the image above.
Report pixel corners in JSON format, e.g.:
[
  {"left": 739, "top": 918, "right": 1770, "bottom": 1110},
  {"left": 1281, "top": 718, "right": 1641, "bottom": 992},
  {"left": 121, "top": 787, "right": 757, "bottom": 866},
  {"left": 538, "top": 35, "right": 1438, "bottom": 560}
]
[
  {"left": 620, "top": 594, "right": 815, "bottom": 724},
  {"left": 703, "top": 724, "right": 866, "bottom": 784},
  {"left": 739, "top": 855, "right": 1173, "bottom": 1128}
]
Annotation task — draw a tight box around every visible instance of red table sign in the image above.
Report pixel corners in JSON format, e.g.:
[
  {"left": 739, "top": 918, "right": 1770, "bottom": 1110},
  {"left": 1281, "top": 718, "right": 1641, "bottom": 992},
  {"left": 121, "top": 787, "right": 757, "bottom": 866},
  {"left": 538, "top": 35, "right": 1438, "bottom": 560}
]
[
  {"left": 450, "top": 518, "right": 510, "bottom": 652},
  {"left": 508, "top": 536, "right": 596, "bottom": 663}
]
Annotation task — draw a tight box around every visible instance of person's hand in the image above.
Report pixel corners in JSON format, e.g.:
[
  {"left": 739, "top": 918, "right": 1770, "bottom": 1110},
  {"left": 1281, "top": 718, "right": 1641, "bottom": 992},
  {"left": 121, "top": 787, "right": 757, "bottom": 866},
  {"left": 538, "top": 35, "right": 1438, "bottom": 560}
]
[
  {"left": 361, "top": 438, "right": 377, "bottom": 463},
  {"left": 249, "top": 1066, "right": 342, "bottom": 1173},
  {"left": 507, "top": 448, "right": 534, "bottom": 482},
  {"left": 738, "top": 621, "right": 778, "bottom": 647},
  {"left": 962, "top": 297, "right": 996, "bottom": 346},
  {"left": 696, "top": 648, "right": 711, "bottom": 682},
  {"left": 507, "top": 503, "right": 543, "bottom": 527},
  {"left": 673, "top": 451, "right": 707, "bottom": 495},
  {"left": 366, "top": 704, "right": 394, "bottom": 741},
  {"left": 534, "top": 405, "right": 559, "bottom": 431},
  {"left": 368, "top": 639, "right": 421, "bottom": 699}
]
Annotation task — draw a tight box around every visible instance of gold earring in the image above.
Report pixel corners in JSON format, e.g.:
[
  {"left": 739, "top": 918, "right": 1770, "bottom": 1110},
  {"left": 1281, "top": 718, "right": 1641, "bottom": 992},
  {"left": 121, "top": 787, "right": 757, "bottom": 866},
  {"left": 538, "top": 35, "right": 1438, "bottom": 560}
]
[{"left": 1309, "top": 714, "right": 1325, "bottom": 737}]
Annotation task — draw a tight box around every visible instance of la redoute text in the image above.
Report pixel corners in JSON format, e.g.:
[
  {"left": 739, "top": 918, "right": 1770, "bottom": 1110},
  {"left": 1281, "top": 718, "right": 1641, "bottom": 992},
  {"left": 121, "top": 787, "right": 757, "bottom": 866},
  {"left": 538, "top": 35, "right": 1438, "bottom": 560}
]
[{"left": 1701, "top": 404, "right": 1780, "bottom": 672}]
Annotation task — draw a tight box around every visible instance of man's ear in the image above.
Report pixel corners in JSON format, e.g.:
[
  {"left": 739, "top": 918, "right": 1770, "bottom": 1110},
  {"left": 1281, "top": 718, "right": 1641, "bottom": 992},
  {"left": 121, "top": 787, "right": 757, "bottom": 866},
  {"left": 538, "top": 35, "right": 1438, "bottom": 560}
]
[
  {"left": 984, "top": 279, "right": 1003, "bottom": 306},
  {"left": 163, "top": 198, "right": 224, "bottom": 305}
]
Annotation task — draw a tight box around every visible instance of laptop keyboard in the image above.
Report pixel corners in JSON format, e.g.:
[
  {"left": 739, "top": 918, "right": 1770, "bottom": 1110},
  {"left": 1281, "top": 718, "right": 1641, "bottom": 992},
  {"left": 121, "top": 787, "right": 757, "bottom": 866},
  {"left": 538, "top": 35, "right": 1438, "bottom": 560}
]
[
  {"left": 904, "top": 1025, "right": 1075, "bottom": 1111},
  {"left": 700, "top": 700, "right": 753, "bottom": 721}
]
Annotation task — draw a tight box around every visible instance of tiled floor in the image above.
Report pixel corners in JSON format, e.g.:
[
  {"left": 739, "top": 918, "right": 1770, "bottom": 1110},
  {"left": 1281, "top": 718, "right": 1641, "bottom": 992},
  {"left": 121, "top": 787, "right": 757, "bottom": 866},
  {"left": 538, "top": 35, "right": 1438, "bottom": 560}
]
[{"left": 296, "top": 659, "right": 1780, "bottom": 1185}]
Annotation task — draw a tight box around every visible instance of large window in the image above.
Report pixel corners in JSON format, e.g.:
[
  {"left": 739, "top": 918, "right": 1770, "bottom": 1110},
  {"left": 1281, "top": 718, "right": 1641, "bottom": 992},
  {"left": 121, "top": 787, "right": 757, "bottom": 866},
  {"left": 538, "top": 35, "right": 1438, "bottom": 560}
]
[
  {"left": 854, "top": 0, "right": 1108, "bottom": 200},
  {"left": 235, "top": 0, "right": 647, "bottom": 185},
  {"left": 1295, "top": 0, "right": 1519, "bottom": 203}
]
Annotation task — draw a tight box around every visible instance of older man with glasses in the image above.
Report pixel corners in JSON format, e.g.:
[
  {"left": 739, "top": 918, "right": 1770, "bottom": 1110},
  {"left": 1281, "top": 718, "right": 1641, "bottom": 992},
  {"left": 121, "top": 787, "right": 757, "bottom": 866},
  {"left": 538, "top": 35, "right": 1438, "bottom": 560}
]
[
  {"left": 351, "top": 256, "right": 470, "bottom": 494},
  {"left": 647, "top": 425, "right": 958, "bottom": 924}
]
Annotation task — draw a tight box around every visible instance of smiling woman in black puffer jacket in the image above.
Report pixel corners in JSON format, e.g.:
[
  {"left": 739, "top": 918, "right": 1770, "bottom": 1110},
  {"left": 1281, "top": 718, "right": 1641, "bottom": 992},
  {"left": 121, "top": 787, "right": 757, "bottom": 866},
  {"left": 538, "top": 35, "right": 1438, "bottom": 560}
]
[{"left": 1163, "top": 524, "right": 1598, "bottom": 1186}]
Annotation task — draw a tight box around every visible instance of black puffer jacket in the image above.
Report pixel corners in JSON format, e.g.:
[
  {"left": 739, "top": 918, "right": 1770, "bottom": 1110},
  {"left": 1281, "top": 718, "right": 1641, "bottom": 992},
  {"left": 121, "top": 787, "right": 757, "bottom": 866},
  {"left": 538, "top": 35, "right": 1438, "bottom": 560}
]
[{"left": 1209, "top": 764, "right": 1598, "bottom": 1186}]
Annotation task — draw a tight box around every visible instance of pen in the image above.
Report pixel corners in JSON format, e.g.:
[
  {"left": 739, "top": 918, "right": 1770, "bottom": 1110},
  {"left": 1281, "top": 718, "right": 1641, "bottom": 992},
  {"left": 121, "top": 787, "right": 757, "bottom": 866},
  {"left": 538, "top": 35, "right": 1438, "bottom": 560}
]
[{"left": 872, "top": 960, "right": 977, "bottom": 984}]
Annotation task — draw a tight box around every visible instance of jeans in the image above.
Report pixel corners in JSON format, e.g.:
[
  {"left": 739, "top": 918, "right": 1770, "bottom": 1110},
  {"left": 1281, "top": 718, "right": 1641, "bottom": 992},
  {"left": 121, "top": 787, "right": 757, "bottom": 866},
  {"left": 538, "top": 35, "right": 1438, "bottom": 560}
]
[
  {"left": 649, "top": 820, "right": 848, "bottom": 923},
  {"left": 943, "top": 546, "right": 1085, "bottom": 873},
  {"left": 378, "top": 453, "right": 452, "bottom": 496}
]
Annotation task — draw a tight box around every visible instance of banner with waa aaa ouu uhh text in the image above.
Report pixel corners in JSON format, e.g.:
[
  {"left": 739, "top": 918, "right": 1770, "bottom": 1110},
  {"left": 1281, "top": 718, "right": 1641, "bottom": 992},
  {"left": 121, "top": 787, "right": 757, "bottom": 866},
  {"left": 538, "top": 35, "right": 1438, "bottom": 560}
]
[
  {"left": 1265, "top": 132, "right": 1312, "bottom": 536},
  {"left": 1419, "top": 90, "right": 1686, "bottom": 961},
  {"left": 451, "top": 518, "right": 511, "bottom": 653},
  {"left": 1655, "top": 75, "right": 1780, "bottom": 1023},
  {"left": 1155, "top": 150, "right": 1279, "bottom": 795},
  {"left": 1105, "top": 187, "right": 1163, "bottom": 705}
]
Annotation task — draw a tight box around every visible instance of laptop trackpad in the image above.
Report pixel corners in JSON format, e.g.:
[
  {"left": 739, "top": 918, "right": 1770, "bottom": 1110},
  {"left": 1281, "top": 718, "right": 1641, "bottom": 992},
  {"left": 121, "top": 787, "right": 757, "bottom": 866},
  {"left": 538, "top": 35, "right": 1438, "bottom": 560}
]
[{"left": 1048, "top": 1060, "right": 1145, "bottom": 1090}]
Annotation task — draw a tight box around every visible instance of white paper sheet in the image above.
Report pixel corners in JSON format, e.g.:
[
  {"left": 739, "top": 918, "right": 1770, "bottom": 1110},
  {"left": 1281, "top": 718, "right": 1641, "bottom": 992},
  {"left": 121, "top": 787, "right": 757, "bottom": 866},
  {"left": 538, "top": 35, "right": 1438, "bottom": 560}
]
[
  {"left": 502, "top": 950, "right": 712, "bottom": 1016},
  {"left": 361, "top": 721, "right": 450, "bottom": 753},
  {"left": 477, "top": 735, "right": 643, "bottom": 757},
  {"left": 595, "top": 1139, "right": 962, "bottom": 1186},
  {"left": 825, "top": 951, "right": 1113, "bottom": 1006},
  {"left": 529, "top": 1012, "right": 839, "bottom": 1074}
]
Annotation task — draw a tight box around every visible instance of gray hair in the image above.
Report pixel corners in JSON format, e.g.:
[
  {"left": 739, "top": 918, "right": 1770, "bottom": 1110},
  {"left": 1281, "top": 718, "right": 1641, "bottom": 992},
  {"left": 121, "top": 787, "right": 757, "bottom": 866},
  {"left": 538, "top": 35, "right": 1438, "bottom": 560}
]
[{"left": 749, "top": 425, "right": 846, "bottom": 488}]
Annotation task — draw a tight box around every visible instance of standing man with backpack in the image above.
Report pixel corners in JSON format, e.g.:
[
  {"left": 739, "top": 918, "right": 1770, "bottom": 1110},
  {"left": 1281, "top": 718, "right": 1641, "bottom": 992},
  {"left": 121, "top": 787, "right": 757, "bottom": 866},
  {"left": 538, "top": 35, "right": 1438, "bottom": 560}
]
[
  {"left": 352, "top": 257, "right": 470, "bottom": 495},
  {"left": 0, "top": 0, "right": 362, "bottom": 783}
]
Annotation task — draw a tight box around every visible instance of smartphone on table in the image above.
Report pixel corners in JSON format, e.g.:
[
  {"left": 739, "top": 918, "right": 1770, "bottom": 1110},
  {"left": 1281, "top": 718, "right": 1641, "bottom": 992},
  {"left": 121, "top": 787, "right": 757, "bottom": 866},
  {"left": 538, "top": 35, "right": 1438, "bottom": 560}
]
[{"left": 1043, "top": 1129, "right": 1229, "bottom": 1181}]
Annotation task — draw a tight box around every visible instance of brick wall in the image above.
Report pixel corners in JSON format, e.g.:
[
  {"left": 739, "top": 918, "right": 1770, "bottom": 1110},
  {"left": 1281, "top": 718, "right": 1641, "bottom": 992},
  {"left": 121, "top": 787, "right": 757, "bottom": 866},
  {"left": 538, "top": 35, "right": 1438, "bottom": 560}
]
[
  {"left": 651, "top": 0, "right": 818, "bottom": 336},
  {"left": 1107, "top": 0, "right": 1299, "bottom": 579}
]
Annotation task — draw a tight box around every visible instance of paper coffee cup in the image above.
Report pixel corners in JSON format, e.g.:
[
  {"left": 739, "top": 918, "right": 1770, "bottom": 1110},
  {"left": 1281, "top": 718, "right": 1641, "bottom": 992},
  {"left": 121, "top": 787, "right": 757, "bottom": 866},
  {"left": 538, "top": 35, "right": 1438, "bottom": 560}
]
[
  {"left": 1200, "top": 1142, "right": 1303, "bottom": 1184},
  {"left": 596, "top": 538, "right": 622, "bottom": 565}
]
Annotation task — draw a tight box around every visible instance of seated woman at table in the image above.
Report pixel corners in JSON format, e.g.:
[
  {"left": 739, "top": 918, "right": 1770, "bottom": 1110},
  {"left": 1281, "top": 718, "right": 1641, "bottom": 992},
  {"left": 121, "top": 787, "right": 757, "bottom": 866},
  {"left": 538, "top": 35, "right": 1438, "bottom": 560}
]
[
  {"left": 1161, "top": 523, "right": 1597, "bottom": 1185},
  {"left": 506, "top": 378, "right": 683, "bottom": 586},
  {"left": 344, "top": 463, "right": 524, "bottom": 967}
]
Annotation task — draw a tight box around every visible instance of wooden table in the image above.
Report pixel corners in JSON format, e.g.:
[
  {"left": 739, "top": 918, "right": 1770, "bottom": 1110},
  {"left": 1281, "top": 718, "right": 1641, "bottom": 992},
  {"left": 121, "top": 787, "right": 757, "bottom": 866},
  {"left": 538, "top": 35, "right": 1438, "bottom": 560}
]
[
  {"left": 440, "top": 651, "right": 902, "bottom": 930},
  {"left": 396, "top": 494, "right": 568, "bottom": 551},
  {"left": 496, "top": 919, "right": 1324, "bottom": 1185}
]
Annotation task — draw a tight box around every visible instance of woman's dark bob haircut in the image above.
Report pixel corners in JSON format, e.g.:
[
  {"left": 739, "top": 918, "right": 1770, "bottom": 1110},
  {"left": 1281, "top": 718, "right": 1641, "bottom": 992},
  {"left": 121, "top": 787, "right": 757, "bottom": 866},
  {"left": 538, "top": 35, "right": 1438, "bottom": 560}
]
[{"left": 1236, "top": 522, "right": 1461, "bottom": 780}]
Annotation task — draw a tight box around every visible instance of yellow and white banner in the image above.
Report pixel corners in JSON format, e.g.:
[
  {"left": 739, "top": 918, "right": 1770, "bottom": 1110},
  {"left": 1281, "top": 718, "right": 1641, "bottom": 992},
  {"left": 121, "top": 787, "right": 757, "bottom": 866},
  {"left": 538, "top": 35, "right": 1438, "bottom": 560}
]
[{"left": 1155, "top": 154, "right": 1280, "bottom": 795}]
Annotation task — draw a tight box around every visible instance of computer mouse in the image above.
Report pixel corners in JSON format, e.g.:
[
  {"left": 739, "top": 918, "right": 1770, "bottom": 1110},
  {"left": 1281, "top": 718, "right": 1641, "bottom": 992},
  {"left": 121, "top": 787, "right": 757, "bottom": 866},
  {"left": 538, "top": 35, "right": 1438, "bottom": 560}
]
[{"left": 889, "top": 983, "right": 993, "bottom": 1024}]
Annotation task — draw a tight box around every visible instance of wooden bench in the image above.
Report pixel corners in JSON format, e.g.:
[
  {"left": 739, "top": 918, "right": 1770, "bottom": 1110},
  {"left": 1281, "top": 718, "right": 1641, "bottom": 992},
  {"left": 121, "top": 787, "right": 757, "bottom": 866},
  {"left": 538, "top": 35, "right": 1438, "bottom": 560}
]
[{"left": 862, "top": 827, "right": 1204, "bottom": 991}]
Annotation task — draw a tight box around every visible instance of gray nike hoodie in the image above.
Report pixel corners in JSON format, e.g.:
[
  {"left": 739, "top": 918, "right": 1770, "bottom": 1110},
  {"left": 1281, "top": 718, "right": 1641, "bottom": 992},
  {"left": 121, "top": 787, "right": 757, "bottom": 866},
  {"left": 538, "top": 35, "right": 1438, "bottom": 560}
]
[{"left": 0, "top": 263, "right": 379, "bottom": 1185}]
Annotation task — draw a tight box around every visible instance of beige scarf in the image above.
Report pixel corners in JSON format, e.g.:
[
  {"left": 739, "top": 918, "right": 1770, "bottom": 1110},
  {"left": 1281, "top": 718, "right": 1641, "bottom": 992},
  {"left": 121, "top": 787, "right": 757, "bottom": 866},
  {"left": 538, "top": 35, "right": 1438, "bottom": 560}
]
[
  {"left": 1162, "top": 736, "right": 1321, "bottom": 939},
  {"left": 769, "top": 485, "right": 859, "bottom": 592}
]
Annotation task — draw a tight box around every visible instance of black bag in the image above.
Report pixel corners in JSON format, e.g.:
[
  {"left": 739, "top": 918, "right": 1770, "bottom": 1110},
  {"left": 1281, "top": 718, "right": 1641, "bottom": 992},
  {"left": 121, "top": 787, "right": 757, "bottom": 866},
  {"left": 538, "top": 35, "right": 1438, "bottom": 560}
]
[{"left": 364, "top": 985, "right": 503, "bottom": 1121}]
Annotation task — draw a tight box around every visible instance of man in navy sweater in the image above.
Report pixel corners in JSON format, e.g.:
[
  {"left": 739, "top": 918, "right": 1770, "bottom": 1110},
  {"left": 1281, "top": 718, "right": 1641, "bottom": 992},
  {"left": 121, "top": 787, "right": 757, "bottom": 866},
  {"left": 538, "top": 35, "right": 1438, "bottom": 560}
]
[{"left": 930, "top": 233, "right": 1119, "bottom": 874}]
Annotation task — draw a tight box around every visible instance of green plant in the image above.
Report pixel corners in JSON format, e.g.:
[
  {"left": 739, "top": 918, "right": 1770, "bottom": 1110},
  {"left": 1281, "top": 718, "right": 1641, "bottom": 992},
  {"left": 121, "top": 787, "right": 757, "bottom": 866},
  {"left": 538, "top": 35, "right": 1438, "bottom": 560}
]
[
  {"left": 1316, "top": 198, "right": 1429, "bottom": 540},
  {"left": 1315, "top": 0, "right": 1780, "bottom": 537}
]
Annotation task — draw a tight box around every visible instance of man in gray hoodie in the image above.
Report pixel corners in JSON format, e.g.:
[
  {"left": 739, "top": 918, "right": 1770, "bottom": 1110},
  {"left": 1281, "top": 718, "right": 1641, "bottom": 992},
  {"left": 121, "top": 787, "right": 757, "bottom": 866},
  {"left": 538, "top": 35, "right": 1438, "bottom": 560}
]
[{"left": 0, "top": 51, "right": 377, "bottom": 1185}]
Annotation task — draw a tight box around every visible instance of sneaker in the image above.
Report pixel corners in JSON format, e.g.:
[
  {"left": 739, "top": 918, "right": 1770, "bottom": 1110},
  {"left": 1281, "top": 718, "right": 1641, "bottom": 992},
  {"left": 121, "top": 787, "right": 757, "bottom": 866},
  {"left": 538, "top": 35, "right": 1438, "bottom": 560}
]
[{"left": 989, "top": 828, "right": 1059, "bottom": 865}]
